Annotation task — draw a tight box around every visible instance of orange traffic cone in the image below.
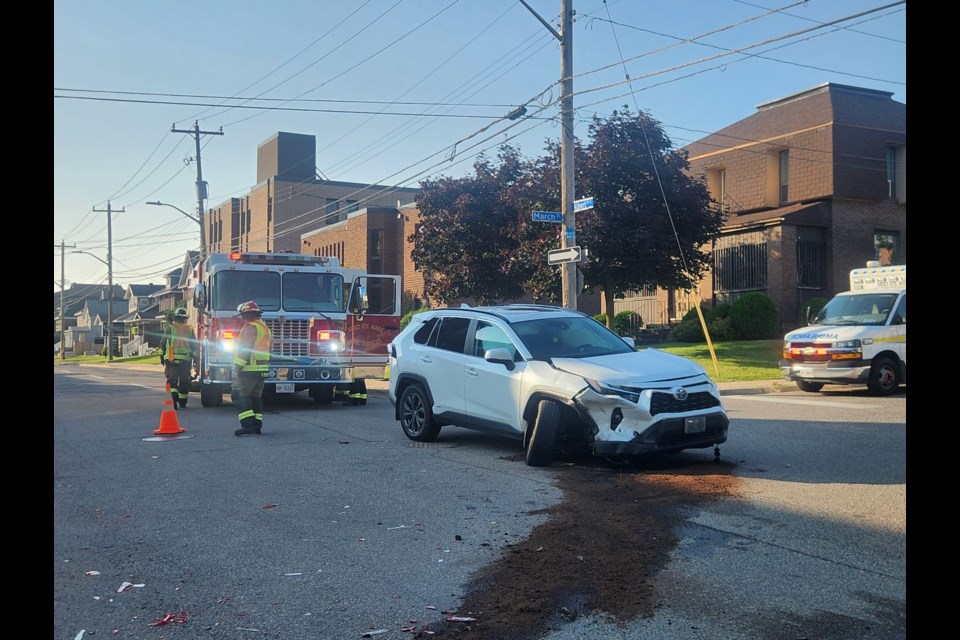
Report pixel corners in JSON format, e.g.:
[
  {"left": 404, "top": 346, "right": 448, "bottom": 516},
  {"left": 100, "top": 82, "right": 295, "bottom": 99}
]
[{"left": 155, "top": 384, "right": 185, "bottom": 435}]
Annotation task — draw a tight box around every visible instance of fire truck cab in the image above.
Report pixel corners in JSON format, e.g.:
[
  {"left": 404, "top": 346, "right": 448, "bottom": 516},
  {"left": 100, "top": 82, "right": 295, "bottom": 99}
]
[{"left": 189, "top": 251, "right": 401, "bottom": 407}]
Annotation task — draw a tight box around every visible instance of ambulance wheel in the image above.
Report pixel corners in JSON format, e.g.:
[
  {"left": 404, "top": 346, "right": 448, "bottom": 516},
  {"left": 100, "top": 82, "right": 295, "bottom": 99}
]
[
  {"left": 200, "top": 384, "right": 223, "bottom": 407},
  {"left": 867, "top": 357, "right": 900, "bottom": 396},
  {"left": 796, "top": 380, "right": 824, "bottom": 393}
]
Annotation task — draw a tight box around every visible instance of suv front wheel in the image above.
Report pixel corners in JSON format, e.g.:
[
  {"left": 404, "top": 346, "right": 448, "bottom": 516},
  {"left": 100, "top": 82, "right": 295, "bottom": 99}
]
[
  {"left": 525, "top": 400, "right": 559, "bottom": 467},
  {"left": 399, "top": 383, "right": 441, "bottom": 442}
]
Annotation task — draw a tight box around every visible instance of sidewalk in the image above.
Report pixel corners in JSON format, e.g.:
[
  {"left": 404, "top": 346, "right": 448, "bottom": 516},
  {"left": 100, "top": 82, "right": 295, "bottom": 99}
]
[{"left": 59, "top": 360, "right": 788, "bottom": 396}]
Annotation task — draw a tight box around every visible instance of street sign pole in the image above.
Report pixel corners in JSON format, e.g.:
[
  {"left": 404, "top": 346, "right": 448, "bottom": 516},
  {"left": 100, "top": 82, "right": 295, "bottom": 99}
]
[{"left": 560, "top": 0, "right": 575, "bottom": 310}]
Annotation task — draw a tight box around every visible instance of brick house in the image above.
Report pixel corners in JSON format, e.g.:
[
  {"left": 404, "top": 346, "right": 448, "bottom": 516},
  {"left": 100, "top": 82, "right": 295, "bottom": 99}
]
[{"left": 615, "top": 82, "right": 906, "bottom": 333}]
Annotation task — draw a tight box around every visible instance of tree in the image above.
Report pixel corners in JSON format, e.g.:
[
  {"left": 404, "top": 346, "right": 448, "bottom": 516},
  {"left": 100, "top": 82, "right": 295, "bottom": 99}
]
[
  {"left": 412, "top": 146, "right": 536, "bottom": 305},
  {"left": 576, "top": 108, "right": 722, "bottom": 327}
]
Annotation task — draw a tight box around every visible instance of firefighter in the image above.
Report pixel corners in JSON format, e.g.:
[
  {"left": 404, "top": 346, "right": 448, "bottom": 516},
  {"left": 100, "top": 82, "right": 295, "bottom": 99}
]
[
  {"left": 159, "top": 307, "right": 197, "bottom": 409},
  {"left": 232, "top": 300, "right": 272, "bottom": 436}
]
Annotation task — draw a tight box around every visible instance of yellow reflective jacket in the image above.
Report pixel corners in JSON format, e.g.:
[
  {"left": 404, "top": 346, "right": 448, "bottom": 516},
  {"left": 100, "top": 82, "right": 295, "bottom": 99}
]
[
  {"left": 233, "top": 319, "right": 272, "bottom": 373},
  {"left": 163, "top": 322, "right": 196, "bottom": 362}
]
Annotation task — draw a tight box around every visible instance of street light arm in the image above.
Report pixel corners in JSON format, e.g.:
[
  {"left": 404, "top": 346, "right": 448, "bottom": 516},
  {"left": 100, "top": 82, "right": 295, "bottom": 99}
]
[
  {"left": 146, "top": 201, "right": 200, "bottom": 225},
  {"left": 69, "top": 250, "right": 109, "bottom": 267}
]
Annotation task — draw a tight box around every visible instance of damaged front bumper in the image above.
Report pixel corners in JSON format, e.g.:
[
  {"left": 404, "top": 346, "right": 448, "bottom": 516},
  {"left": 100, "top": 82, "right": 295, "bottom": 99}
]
[{"left": 574, "top": 382, "right": 729, "bottom": 456}]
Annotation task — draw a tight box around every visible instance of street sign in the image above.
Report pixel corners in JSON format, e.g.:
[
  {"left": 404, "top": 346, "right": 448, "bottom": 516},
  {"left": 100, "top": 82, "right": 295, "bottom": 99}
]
[
  {"left": 573, "top": 197, "right": 595, "bottom": 212},
  {"left": 547, "top": 246, "right": 582, "bottom": 265},
  {"left": 532, "top": 211, "right": 563, "bottom": 223}
]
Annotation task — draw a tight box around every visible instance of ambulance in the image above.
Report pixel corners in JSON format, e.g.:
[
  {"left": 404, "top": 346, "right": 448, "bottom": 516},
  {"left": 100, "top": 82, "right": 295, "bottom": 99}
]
[{"left": 780, "top": 262, "right": 906, "bottom": 395}]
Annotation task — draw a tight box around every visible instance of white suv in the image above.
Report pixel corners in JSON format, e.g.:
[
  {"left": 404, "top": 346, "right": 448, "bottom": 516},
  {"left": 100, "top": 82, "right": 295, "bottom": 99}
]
[{"left": 387, "top": 305, "right": 729, "bottom": 466}]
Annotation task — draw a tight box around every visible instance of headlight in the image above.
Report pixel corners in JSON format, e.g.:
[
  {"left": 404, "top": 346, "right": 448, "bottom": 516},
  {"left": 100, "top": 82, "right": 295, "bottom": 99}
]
[
  {"left": 833, "top": 339, "right": 862, "bottom": 349},
  {"left": 584, "top": 378, "right": 641, "bottom": 404}
]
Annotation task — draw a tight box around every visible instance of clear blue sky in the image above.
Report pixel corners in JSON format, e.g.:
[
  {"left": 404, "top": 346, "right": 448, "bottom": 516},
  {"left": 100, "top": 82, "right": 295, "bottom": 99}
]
[{"left": 54, "top": 0, "right": 906, "bottom": 291}]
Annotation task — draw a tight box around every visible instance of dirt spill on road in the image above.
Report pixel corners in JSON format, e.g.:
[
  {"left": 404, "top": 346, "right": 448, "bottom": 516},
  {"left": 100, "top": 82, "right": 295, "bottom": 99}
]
[{"left": 425, "top": 455, "right": 741, "bottom": 639}]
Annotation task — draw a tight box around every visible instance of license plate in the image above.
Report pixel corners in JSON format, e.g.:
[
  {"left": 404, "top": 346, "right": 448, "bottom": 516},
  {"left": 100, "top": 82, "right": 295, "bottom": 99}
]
[
  {"left": 275, "top": 383, "right": 295, "bottom": 394},
  {"left": 684, "top": 416, "right": 706, "bottom": 434}
]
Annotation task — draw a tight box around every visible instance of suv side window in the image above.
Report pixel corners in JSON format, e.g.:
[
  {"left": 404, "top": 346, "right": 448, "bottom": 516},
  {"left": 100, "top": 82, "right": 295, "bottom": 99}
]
[
  {"left": 433, "top": 317, "right": 471, "bottom": 353},
  {"left": 473, "top": 321, "right": 519, "bottom": 361},
  {"left": 894, "top": 293, "right": 906, "bottom": 324},
  {"left": 413, "top": 317, "right": 439, "bottom": 344}
]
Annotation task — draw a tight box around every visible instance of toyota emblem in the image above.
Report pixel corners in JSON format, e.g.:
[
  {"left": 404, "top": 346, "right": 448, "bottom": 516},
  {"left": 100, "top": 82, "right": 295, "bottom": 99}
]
[{"left": 673, "top": 387, "right": 688, "bottom": 401}]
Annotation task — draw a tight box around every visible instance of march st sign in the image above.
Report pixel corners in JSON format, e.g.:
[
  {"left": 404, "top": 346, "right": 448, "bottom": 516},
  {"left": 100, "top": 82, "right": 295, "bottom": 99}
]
[
  {"left": 531, "top": 211, "right": 562, "bottom": 223},
  {"left": 547, "top": 246, "right": 582, "bottom": 265}
]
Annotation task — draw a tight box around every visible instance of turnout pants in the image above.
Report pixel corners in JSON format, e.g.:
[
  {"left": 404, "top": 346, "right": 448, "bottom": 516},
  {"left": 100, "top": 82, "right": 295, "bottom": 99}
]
[
  {"left": 164, "top": 360, "right": 193, "bottom": 407},
  {"left": 233, "top": 371, "right": 266, "bottom": 431}
]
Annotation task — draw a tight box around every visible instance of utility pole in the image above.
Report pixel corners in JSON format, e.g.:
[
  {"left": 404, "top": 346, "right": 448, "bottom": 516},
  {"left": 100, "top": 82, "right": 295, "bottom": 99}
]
[
  {"left": 521, "top": 0, "right": 576, "bottom": 309},
  {"left": 92, "top": 201, "right": 122, "bottom": 361},
  {"left": 56, "top": 240, "right": 76, "bottom": 360},
  {"left": 172, "top": 121, "right": 223, "bottom": 262}
]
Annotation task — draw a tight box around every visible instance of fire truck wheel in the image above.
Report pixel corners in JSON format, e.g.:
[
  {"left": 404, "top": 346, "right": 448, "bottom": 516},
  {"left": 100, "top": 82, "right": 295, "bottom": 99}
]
[
  {"left": 310, "top": 385, "right": 335, "bottom": 404},
  {"left": 200, "top": 384, "right": 223, "bottom": 407}
]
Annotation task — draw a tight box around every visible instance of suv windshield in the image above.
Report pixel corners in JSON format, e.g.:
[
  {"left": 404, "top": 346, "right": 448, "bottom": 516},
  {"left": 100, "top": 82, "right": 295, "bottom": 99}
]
[
  {"left": 812, "top": 293, "right": 897, "bottom": 326},
  {"left": 513, "top": 316, "right": 634, "bottom": 360}
]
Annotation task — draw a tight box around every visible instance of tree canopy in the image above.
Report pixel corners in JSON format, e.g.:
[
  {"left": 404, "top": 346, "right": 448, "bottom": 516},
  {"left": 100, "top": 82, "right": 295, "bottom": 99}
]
[{"left": 411, "top": 107, "right": 723, "bottom": 316}]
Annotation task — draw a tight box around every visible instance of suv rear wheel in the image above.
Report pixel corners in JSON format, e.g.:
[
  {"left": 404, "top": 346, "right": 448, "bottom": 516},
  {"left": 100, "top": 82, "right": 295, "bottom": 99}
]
[
  {"left": 399, "top": 383, "right": 441, "bottom": 442},
  {"left": 526, "top": 400, "right": 559, "bottom": 467}
]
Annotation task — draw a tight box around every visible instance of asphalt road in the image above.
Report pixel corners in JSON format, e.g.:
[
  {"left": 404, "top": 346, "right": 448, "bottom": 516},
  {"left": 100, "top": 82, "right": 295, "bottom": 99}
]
[{"left": 54, "top": 364, "right": 906, "bottom": 639}]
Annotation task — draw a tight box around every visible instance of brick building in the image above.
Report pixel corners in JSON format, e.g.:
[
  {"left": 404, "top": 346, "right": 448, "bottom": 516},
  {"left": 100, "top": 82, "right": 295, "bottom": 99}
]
[
  {"left": 204, "top": 132, "right": 418, "bottom": 256},
  {"left": 615, "top": 82, "right": 906, "bottom": 332}
]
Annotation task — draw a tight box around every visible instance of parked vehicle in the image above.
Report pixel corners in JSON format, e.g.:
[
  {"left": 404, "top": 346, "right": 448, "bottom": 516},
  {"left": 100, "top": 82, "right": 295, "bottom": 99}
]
[
  {"left": 387, "top": 304, "right": 729, "bottom": 467},
  {"left": 781, "top": 262, "right": 906, "bottom": 395},
  {"left": 187, "top": 251, "right": 401, "bottom": 407}
]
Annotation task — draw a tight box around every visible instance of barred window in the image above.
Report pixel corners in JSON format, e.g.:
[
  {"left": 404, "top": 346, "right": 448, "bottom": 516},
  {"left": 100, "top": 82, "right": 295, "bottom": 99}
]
[
  {"left": 713, "top": 243, "right": 767, "bottom": 293},
  {"left": 796, "top": 238, "right": 826, "bottom": 288}
]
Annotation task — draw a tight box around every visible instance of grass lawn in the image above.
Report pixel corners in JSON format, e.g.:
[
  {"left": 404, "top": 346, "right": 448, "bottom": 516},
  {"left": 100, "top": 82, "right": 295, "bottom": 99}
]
[
  {"left": 55, "top": 352, "right": 159, "bottom": 365},
  {"left": 648, "top": 339, "right": 782, "bottom": 383}
]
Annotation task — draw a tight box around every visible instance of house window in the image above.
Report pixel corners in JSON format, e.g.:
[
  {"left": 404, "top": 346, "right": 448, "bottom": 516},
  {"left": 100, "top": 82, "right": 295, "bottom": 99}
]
[
  {"left": 345, "top": 200, "right": 359, "bottom": 214},
  {"left": 874, "top": 231, "right": 898, "bottom": 266},
  {"left": 325, "top": 199, "right": 339, "bottom": 224},
  {"left": 713, "top": 243, "right": 768, "bottom": 293},
  {"left": 886, "top": 146, "right": 897, "bottom": 199},
  {"left": 778, "top": 150, "right": 789, "bottom": 204}
]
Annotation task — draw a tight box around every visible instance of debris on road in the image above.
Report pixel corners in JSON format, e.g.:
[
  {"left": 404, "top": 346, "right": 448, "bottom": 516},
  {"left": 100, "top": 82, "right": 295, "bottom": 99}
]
[
  {"left": 361, "top": 629, "right": 388, "bottom": 637},
  {"left": 148, "top": 611, "right": 188, "bottom": 626}
]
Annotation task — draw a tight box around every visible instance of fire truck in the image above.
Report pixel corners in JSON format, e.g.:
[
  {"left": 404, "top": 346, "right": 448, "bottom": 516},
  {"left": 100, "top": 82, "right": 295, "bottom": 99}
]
[{"left": 187, "top": 251, "right": 402, "bottom": 408}]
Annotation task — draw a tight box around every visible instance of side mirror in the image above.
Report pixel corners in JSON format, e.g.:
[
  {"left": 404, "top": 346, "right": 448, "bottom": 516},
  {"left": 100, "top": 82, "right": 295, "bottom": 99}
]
[
  {"left": 193, "top": 284, "right": 206, "bottom": 310},
  {"left": 348, "top": 285, "right": 369, "bottom": 317},
  {"left": 484, "top": 347, "right": 515, "bottom": 370},
  {"left": 621, "top": 336, "right": 635, "bottom": 349}
]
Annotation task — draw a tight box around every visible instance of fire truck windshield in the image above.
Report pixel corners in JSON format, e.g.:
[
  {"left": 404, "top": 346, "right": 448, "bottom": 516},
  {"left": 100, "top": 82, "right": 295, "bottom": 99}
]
[
  {"left": 212, "top": 272, "right": 281, "bottom": 312},
  {"left": 282, "top": 272, "right": 345, "bottom": 312}
]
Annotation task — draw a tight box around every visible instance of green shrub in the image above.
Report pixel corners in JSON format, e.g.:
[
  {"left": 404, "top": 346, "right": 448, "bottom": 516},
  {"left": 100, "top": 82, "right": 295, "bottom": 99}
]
[
  {"left": 800, "top": 297, "right": 828, "bottom": 325},
  {"left": 592, "top": 313, "right": 608, "bottom": 326},
  {"left": 681, "top": 307, "right": 700, "bottom": 322},
  {"left": 400, "top": 306, "right": 432, "bottom": 330},
  {"left": 706, "top": 303, "right": 732, "bottom": 322},
  {"left": 729, "top": 292, "right": 780, "bottom": 339},
  {"left": 612, "top": 311, "right": 642, "bottom": 335},
  {"left": 708, "top": 317, "right": 736, "bottom": 341},
  {"left": 670, "top": 319, "right": 705, "bottom": 343}
]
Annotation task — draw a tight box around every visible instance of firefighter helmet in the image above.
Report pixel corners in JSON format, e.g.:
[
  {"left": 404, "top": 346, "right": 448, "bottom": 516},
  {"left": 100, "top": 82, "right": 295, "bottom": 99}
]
[
  {"left": 237, "top": 300, "right": 262, "bottom": 315},
  {"left": 173, "top": 307, "right": 188, "bottom": 320}
]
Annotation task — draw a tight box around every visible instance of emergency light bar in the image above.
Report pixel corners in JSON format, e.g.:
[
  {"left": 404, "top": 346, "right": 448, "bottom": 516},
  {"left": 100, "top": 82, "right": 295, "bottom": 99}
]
[{"left": 228, "top": 251, "right": 330, "bottom": 267}]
